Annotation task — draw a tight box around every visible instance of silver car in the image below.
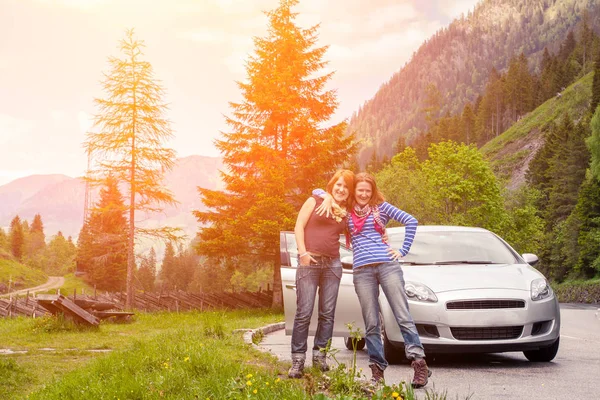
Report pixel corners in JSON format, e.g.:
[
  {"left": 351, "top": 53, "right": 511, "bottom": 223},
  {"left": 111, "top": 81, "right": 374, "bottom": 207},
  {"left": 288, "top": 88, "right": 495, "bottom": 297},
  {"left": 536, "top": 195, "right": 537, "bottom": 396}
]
[{"left": 280, "top": 225, "right": 561, "bottom": 363}]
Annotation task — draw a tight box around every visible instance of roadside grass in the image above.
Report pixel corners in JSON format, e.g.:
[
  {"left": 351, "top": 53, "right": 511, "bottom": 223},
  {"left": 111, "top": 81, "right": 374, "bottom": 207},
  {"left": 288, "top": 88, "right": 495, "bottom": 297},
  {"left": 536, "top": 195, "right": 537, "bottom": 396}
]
[
  {"left": 0, "top": 259, "right": 48, "bottom": 293},
  {"left": 1, "top": 309, "right": 306, "bottom": 399},
  {"left": 1, "top": 310, "right": 466, "bottom": 399}
]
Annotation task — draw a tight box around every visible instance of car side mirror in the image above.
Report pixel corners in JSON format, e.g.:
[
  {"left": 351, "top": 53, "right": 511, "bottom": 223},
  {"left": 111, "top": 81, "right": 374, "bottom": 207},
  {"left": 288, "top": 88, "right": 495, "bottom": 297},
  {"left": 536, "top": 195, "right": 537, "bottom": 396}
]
[
  {"left": 341, "top": 255, "right": 353, "bottom": 270},
  {"left": 522, "top": 253, "right": 539, "bottom": 266}
]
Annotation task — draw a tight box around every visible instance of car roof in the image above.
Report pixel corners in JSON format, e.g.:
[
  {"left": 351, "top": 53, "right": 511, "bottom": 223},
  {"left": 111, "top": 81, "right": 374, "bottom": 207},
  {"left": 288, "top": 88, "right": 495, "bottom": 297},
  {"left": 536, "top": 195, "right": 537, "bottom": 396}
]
[{"left": 282, "top": 225, "right": 491, "bottom": 234}]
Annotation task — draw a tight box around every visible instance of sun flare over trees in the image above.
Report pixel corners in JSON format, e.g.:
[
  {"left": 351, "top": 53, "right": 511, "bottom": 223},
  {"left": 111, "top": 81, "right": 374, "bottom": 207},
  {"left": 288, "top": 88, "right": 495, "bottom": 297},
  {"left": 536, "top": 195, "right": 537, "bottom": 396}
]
[{"left": 194, "top": 0, "right": 356, "bottom": 308}]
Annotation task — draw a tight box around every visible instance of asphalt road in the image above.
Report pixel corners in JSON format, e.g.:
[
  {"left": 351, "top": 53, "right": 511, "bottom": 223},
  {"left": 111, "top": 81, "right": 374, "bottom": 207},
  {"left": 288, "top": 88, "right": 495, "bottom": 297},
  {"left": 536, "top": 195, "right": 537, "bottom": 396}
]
[
  {"left": 0, "top": 276, "right": 65, "bottom": 298},
  {"left": 258, "top": 304, "right": 600, "bottom": 400}
]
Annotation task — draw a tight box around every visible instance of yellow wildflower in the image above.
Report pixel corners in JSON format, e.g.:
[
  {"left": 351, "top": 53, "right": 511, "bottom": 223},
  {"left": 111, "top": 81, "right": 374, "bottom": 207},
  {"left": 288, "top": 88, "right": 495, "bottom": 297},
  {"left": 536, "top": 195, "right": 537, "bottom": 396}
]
[
  {"left": 253, "top": 389, "right": 258, "bottom": 394},
  {"left": 392, "top": 392, "right": 400, "bottom": 398},
  {"left": 246, "top": 373, "right": 253, "bottom": 379},
  {"left": 246, "top": 381, "right": 252, "bottom": 386}
]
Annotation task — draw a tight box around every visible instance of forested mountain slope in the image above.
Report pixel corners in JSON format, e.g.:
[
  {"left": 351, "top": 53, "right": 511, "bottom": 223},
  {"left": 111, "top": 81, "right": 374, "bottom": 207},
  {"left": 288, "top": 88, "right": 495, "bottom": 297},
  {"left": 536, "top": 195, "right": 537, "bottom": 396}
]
[
  {"left": 481, "top": 71, "right": 594, "bottom": 188},
  {"left": 349, "top": 0, "right": 600, "bottom": 167}
]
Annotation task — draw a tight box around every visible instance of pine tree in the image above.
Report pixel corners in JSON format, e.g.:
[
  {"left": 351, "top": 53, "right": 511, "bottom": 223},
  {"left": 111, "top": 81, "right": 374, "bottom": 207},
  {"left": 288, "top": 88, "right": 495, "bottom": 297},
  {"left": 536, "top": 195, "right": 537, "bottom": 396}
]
[
  {"left": 591, "top": 51, "right": 600, "bottom": 114},
  {"left": 84, "top": 29, "right": 179, "bottom": 307},
  {"left": 195, "top": 0, "right": 356, "bottom": 308},
  {"left": 137, "top": 247, "right": 156, "bottom": 292},
  {"left": 159, "top": 242, "right": 176, "bottom": 290},
  {"left": 27, "top": 214, "right": 46, "bottom": 260},
  {"left": 461, "top": 102, "right": 475, "bottom": 144},
  {"left": 9, "top": 216, "right": 24, "bottom": 260},
  {"left": 76, "top": 176, "right": 128, "bottom": 291},
  {"left": 0, "top": 228, "right": 8, "bottom": 252}
]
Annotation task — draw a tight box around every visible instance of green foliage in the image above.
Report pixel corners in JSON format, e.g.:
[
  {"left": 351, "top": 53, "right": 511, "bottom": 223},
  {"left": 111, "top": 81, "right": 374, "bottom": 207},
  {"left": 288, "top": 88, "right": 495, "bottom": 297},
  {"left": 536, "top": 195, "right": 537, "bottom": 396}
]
[
  {"left": 84, "top": 29, "right": 180, "bottom": 306},
  {"left": 590, "top": 52, "right": 600, "bottom": 113},
  {"left": 196, "top": 0, "right": 356, "bottom": 308},
  {"left": 9, "top": 215, "right": 24, "bottom": 261},
  {"left": 76, "top": 176, "right": 128, "bottom": 291},
  {"left": 136, "top": 247, "right": 157, "bottom": 292},
  {"left": 0, "top": 258, "right": 47, "bottom": 293},
  {"left": 44, "top": 232, "right": 77, "bottom": 276},
  {"left": 501, "top": 186, "right": 545, "bottom": 255},
  {"left": 350, "top": 0, "right": 600, "bottom": 167}
]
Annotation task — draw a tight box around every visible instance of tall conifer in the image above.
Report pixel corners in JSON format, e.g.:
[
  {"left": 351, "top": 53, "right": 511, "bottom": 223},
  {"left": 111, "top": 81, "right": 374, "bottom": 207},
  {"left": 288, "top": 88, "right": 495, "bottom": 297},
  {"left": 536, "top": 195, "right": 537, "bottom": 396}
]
[
  {"left": 195, "top": 0, "right": 355, "bottom": 307},
  {"left": 84, "top": 29, "right": 179, "bottom": 307}
]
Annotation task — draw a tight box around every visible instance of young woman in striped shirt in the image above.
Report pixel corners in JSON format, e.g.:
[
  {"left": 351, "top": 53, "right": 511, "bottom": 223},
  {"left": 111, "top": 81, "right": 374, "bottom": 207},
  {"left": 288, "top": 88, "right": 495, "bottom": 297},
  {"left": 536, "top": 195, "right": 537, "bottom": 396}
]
[{"left": 315, "top": 172, "right": 430, "bottom": 388}]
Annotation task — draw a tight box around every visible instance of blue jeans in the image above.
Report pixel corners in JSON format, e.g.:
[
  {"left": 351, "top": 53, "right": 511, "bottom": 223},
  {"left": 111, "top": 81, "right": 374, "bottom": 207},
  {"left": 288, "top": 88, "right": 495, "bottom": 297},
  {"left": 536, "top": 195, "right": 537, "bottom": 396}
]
[
  {"left": 291, "top": 256, "right": 342, "bottom": 355},
  {"left": 353, "top": 262, "right": 425, "bottom": 369}
]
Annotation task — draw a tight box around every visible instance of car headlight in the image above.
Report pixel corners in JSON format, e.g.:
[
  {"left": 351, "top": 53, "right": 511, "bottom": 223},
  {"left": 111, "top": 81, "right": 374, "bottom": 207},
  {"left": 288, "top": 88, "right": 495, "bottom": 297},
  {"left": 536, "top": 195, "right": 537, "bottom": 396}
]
[
  {"left": 531, "top": 278, "right": 553, "bottom": 301},
  {"left": 404, "top": 281, "right": 438, "bottom": 303}
]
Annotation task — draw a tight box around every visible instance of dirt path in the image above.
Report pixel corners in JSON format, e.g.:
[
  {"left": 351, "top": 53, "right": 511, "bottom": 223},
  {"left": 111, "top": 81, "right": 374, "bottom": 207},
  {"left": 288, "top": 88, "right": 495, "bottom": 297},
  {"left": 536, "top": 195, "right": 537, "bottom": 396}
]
[{"left": 0, "top": 276, "right": 65, "bottom": 298}]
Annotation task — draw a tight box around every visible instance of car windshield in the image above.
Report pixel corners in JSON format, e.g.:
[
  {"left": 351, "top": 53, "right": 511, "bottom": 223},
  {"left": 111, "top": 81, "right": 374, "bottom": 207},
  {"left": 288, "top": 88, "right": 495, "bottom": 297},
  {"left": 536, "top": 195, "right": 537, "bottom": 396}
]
[{"left": 388, "top": 230, "right": 520, "bottom": 265}]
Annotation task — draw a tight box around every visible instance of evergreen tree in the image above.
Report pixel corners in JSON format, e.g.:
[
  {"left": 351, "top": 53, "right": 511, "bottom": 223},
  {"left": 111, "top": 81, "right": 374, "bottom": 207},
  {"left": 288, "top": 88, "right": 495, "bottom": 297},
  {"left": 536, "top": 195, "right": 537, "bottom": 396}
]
[
  {"left": 84, "top": 29, "right": 179, "bottom": 307},
  {"left": 461, "top": 102, "right": 475, "bottom": 144},
  {"left": 76, "top": 176, "right": 128, "bottom": 291},
  {"left": 137, "top": 247, "right": 157, "bottom": 292},
  {"left": 9, "top": 216, "right": 24, "bottom": 261},
  {"left": 27, "top": 214, "right": 46, "bottom": 262},
  {"left": 195, "top": 0, "right": 355, "bottom": 308},
  {"left": 159, "top": 241, "right": 176, "bottom": 290},
  {"left": 572, "top": 174, "right": 600, "bottom": 277},
  {"left": 0, "top": 228, "right": 8, "bottom": 252},
  {"left": 591, "top": 51, "right": 600, "bottom": 114}
]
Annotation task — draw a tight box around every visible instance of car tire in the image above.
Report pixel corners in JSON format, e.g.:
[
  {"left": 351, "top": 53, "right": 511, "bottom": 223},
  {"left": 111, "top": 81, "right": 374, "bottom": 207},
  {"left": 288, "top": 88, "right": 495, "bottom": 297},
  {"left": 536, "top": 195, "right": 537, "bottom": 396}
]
[
  {"left": 344, "top": 337, "right": 366, "bottom": 351},
  {"left": 523, "top": 337, "right": 560, "bottom": 362},
  {"left": 380, "top": 313, "right": 407, "bottom": 364}
]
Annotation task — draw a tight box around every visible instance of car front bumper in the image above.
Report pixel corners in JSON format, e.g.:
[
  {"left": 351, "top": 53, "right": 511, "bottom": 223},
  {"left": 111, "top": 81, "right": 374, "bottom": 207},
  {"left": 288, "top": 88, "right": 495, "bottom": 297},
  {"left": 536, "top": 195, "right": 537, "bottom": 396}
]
[{"left": 382, "top": 288, "right": 561, "bottom": 353}]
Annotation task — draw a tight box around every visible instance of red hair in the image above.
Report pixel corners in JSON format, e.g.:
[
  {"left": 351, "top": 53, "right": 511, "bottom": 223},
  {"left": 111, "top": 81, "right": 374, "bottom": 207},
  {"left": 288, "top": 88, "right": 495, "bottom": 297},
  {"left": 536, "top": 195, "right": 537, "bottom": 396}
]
[{"left": 326, "top": 169, "right": 355, "bottom": 206}]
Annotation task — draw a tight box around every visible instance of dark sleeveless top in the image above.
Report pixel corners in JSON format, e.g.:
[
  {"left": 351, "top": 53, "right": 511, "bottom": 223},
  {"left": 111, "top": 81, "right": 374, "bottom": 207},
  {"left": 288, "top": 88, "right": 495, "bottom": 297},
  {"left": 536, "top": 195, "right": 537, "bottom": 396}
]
[{"left": 304, "top": 196, "right": 347, "bottom": 257}]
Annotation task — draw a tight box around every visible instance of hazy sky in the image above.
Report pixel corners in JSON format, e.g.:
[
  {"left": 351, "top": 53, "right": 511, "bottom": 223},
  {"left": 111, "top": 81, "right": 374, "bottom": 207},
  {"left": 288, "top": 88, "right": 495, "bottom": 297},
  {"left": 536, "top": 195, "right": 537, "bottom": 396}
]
[{"left": 0, "top": 0, "right": 479, "bottom": 186}]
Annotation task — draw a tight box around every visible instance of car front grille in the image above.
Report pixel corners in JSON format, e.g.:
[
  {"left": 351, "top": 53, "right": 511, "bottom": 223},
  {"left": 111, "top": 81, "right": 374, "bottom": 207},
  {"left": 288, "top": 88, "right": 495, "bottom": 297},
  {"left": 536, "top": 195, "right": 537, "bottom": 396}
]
[
  {"left": 446, "top": 300, "right": 526, "bottom": 310},
  {"left": 450, "top": 326, "right": 523, "bottom": 340}
]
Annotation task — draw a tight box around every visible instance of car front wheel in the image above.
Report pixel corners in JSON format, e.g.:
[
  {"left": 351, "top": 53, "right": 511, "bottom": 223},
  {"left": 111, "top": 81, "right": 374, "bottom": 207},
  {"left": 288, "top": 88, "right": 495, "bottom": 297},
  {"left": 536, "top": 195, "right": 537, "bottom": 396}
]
[
  {"left": 344, "top": 337, "right": 366, "bottom": 351},
  {"left": 523, "top": 337, "right": 560, "bottom": 362}
]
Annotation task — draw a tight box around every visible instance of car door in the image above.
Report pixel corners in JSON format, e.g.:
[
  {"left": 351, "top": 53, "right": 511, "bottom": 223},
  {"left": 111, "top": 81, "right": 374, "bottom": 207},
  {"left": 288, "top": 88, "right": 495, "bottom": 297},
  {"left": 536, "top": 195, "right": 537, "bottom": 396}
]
[{"left": 280, "top": 231, "right": 364, "bottom": 337}]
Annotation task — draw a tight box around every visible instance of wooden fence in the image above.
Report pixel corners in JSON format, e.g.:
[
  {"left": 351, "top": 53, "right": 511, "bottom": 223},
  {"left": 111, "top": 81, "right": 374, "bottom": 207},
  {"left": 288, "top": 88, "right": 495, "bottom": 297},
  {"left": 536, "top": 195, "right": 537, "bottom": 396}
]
[{"left": 0, "top": 289, "right": 274, "bottom": 318}]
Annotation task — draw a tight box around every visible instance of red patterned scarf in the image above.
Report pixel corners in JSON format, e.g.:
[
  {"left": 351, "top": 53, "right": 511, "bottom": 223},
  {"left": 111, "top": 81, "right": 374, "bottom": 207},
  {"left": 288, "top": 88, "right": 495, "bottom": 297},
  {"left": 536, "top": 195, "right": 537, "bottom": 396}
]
[{"left": 351, "top": 204, "right": 386, "bottom": 239}]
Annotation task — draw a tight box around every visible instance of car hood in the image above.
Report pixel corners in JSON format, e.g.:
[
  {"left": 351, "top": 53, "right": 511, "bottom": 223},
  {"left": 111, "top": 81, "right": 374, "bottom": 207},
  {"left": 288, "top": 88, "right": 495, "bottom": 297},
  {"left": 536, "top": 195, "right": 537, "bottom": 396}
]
[{"left": 402, "top": 263, "right": 543, "bottom": 293}]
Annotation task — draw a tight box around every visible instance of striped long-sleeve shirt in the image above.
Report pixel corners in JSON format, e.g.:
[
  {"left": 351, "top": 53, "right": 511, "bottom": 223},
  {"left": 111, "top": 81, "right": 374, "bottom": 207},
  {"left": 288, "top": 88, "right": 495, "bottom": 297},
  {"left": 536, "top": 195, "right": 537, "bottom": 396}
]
[{"left": 349, "top": 202, "right": 418, "bottom": 268}]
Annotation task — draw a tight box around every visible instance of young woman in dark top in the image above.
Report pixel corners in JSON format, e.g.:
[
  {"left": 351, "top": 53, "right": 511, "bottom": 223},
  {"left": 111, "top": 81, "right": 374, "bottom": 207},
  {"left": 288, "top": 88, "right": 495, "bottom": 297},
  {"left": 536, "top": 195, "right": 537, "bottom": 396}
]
[{"left": 288, "top": 169, "right": 354, "bottom": 378}]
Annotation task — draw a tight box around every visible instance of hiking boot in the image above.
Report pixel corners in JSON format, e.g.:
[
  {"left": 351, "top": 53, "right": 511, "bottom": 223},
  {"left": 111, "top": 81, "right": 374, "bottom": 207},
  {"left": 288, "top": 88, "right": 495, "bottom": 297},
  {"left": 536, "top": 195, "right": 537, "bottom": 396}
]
[
  {"left": 288, "top": 353, "right": 305, "bottom": 378},
  {"left": 312, "top": 349, "right": 329, "bottom": 372},
  {"left": 369, "top": 363, "right": 385, "bottom": 385},
  {"left": 411, "top": 358, "right": 431, "bottom": 388}
]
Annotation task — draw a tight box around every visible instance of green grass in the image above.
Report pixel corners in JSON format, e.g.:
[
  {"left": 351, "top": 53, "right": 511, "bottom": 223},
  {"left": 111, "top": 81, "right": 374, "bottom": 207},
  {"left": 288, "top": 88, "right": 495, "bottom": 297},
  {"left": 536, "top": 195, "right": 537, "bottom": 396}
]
[
  {"left": 0, "top": 310, "right": 305, "bottom": 400},
  {"left": 0, "top": 259, "right": 48, "bottom": 292},
  {"left": 481, "top": 71, "right": 594, "bottom": 166},
  {"left": 1, "top": 310, "right": 465, "bottom": 400}
]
